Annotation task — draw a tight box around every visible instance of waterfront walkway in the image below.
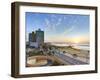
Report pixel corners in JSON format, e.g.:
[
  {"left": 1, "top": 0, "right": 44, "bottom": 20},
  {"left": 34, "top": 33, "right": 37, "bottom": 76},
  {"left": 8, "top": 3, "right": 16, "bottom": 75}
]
[{"left": 53, "top": 50, "right": 88, "bottom": 65}]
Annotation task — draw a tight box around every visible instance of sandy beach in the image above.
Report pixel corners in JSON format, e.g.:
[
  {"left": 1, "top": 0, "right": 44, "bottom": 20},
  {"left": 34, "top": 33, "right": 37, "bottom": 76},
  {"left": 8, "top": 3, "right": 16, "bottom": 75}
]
[
  {"left": 26, "top": 45, "right": 89, "bottom": 67},
  {"left": 57, "top": 46, "right": 89, "bottom": 63}
]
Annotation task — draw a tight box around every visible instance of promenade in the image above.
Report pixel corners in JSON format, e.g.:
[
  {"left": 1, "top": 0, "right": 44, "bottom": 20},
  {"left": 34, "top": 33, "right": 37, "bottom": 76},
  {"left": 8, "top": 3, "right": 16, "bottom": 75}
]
[{"left": 53, "top": 49, "right": 88, "bottom": 65}]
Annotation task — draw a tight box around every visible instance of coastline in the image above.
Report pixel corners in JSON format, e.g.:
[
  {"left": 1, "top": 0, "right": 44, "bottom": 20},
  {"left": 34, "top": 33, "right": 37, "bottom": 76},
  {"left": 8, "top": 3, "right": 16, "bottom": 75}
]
[
  {"left": 55, "top": 46, "right": 89, "bottom": 63},
  {"left": 26, "top": 45, "right": 90, "bottom": 67}
]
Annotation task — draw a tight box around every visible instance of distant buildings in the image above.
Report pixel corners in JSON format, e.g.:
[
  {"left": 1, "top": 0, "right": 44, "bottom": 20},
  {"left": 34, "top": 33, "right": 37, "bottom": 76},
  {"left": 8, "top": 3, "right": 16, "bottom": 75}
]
[
  {"left": 36, "top": 29, "right": 44, "bottom": 45},
  {"left": 29, "top": 29, "right": 44, "bottom": 48},
  {"left": 29, "top": 33, "right": 33, "bottom": 42}
]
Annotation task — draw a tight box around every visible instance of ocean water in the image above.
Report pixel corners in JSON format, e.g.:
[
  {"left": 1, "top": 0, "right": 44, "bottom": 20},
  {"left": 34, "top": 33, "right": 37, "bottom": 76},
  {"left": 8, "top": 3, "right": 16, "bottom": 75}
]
[
  {"left": 50, "top": 43, "right": 89, "bottom": 50},
  {"left": 73, "top": 45, "right": 89, "bottom": 50}
]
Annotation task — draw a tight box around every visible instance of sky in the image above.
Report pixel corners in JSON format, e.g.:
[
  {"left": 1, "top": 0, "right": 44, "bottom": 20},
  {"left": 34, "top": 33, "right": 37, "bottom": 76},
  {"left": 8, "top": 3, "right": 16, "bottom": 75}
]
[{"left": 26, "top": 12, "right": 90, "bottom": 44}]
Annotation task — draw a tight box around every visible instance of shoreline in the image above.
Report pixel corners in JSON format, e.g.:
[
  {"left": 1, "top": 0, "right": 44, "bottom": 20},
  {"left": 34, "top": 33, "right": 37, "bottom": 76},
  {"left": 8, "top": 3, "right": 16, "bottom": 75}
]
[
  {"left": 55, "top": 45, "right": 90, "bottom": 63},
  {"left": 26, "top": 45, "right": 90, "bottom": 67}
]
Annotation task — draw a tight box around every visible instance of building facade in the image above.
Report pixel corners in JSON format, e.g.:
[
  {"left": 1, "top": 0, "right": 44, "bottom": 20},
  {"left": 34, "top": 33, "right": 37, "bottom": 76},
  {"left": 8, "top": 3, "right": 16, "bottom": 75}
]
[
  {"left": 28, "top": 29, "right": 44, "bottom": 48},
  {"left": 29, "top": 33, "right": 33, "bottom": 42},
  {"left": 36, "top": 29, "right": 44, "bottom": 45},
  {"left": 32, "top": 31, "right": 36, "bottom": 42}
]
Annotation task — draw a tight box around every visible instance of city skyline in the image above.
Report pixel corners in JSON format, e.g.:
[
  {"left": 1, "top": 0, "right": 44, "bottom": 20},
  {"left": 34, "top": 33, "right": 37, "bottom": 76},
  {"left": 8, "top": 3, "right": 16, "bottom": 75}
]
[{"left": 26, "top": 12, "right": 90, "bottom": 44}]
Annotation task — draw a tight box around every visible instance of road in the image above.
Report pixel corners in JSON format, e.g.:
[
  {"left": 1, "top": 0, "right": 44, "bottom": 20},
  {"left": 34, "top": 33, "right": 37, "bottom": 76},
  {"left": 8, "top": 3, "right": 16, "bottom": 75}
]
[{"left": 53, "top": 50, "right": 88, "bottom": 65}]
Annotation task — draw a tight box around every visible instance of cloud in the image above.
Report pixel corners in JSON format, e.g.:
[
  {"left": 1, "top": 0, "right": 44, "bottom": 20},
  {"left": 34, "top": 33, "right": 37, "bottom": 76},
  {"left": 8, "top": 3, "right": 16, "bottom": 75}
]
[
  {"left": 44, "top": 16, "right": 63, "bottom": 32},
  {"left": 55, "top": 18, "right": 62, "bottom": 26},
  {"left": 44, "top": 18, "right": 51, "bottom": 31},
  {"left": 44, "top": 15, "right": 77, "bottom": 42},
  {"left": 62, "top": 25, "right": 75, "bottom": 35}
]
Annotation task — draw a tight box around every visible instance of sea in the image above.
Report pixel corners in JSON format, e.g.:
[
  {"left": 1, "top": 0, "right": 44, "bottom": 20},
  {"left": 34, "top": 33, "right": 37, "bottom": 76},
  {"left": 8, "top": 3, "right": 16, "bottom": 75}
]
[{"left": 50, "top": 43, "right": 89, "bottom": 50}]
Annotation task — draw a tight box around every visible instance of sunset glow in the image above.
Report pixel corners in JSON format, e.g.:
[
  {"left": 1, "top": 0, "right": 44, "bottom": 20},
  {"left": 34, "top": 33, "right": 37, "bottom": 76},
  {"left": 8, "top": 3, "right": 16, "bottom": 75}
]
[{"left": 26, "top": 12, "right": 89, "bottom": 44}]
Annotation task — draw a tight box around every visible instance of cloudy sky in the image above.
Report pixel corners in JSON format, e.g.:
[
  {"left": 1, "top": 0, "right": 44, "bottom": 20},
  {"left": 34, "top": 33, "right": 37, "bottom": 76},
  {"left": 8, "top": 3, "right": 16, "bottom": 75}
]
[{"left": 26, "top": 12, "right": 90, "bottom": 44}]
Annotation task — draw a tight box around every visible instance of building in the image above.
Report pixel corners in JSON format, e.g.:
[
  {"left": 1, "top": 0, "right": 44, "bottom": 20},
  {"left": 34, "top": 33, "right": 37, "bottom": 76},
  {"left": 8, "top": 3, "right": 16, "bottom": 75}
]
[
  {"left": 29, "top": 42, "right": 38, "bottom": 48},
  {"left": 29, "top": 33, "right": 33, "bottom": 42},
  {"left": 32, "top": 31, "right": 36, "bottom": 42},
  {"left": 36, "top": 29, "right": 44, "bottom": 45},
  {"left": 28, "top": 29, "right": 44, "bottom": 48}
]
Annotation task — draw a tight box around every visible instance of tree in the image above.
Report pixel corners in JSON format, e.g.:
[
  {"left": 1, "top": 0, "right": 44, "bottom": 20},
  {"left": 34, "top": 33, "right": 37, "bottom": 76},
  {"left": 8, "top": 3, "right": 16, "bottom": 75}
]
[{"left": 72, "top": 54, "right": 78, "bottom": 58}]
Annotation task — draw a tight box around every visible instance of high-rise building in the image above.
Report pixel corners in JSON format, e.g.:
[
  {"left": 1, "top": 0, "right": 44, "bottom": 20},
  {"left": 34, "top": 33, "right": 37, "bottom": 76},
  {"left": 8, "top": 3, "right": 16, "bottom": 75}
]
[
  {"left": 32, "top": 31, "right": 36, "bottom": 42},
  {"left": 36, "top": 28, "right": 44, "bottom": 45},
  {"left": 29, "top": 33, "right": 32, "bottom": 42},
  {"left": 28, "top": 29, "right": 44, "bottom": 48}
]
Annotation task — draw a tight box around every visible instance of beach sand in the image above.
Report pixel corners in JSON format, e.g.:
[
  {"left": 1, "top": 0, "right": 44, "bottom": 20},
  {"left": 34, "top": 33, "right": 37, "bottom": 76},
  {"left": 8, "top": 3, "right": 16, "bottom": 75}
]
[{"left": 57, "top": 46, "right": 89, "bottom": 63}]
